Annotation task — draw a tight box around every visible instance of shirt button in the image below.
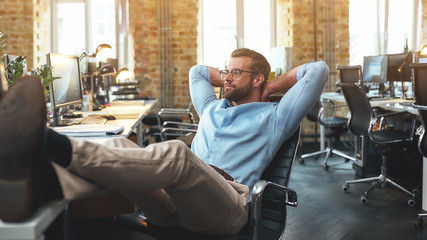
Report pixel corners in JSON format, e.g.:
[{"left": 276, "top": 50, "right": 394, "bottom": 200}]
[
  {"left": 228, "top": 109, "right": 232, "bottom": 113},
  {"left": 208, "top": 154, "right": 213, "bottom": 158},
  {"left": 215, "top": 138, "right": 219, "bottom": 141}
]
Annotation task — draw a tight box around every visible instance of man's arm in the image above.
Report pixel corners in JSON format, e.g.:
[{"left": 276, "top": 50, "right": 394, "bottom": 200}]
[
  {"left": 208, "top": 67, "right": 224, "bottom": 87},
  {"left": 261, "top": 66, "right": 301, "bottom": 102},
  {"left": 189, "top": 65, "right": 220, "bottom": 116}
]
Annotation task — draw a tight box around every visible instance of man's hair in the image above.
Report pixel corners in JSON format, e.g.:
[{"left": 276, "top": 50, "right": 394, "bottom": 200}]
[{"left": 231, "top": 48, "right": 271, "bottom": 85}]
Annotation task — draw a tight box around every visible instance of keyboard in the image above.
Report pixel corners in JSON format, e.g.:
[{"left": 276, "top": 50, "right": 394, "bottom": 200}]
[{"left": 77, "top": 115, "right": 108, "bottom": 125}]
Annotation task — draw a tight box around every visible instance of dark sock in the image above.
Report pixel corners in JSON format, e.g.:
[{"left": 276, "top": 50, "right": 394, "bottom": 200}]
[
  {"left": 46, "top": 128, "right": 72, "bottom": 168},
  {"left": 32, "top": 128, "right": 72, "bottom": 205}
]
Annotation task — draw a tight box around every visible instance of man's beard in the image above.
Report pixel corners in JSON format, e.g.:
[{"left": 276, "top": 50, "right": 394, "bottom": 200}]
[{"left": 223, "top": 81, "right": 253, "bottom": 102}]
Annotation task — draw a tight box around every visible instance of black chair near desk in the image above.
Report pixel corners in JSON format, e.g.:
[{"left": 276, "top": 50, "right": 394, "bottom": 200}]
[
  {"left": 338, "top": 65, "right": 418, "bottom": 206},
  {"left": 410, "top": 63, "right": 427, "bottom": 226},
  {"left": 114, "top": 127, "right": 301, "bottom": 240},
  {"left": 142, "top": 101, "right": 196, "bottom": 144},
  {"left": 299, "top": 99, "right": 355, "bottom": 171}
]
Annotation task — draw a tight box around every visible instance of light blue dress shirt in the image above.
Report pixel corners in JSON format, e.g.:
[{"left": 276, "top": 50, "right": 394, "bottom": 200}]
[{"left": 189, "top": 61, "right": 328, "bottom": 191}]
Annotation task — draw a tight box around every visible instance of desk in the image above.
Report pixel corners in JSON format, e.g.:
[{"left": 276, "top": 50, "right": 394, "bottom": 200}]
[
  {"left": 60, "top": 99, "right": 157, "bottom": 146},
  {"left": 0, "top": 99, "right": 156, "bottom": 240},
  {"left": 0, "top": 201, "right": 68, "bottom": 240}
]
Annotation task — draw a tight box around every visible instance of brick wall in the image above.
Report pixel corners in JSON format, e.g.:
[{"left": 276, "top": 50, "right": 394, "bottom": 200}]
[
  {"left": 129, "top": 0, "right": 198, "bottom": 108},
  {"left": 278, "top": 0, "right": 349, "bottom": 69},
  {"left": 0, "top": 0, "right": 34, "bottom": 69},
  {"left": 276, "top": 0, "right": 349, "bottom": 139},
  {"left": 33, "top": 0, "right": 51, "bottom": 69}
]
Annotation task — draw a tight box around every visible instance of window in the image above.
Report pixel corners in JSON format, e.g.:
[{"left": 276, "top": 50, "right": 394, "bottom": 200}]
[
  {"left": 349, "top": 0, "right": 422, "bottom": 65},
  {"left": 199, "top": 0, "right": 276, "bottom": 69},
  {"left": 52, "top": 0, "right": 125, "bottom": 63}
]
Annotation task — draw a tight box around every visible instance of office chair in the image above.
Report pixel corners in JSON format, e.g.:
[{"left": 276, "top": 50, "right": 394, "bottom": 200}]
[
  {"left": 299, "top": 99, "right": 355, "bottom": 171},
  {"left": 142, "top": 101, "right": 195, "bottom": 144},
  {"left": 114, "top": 127, "right": 301, "bottom": 240},
  {"left": 410, "top": 63, "right": 427, "bottom": 227},
  {"left": 338, "top": 65, "right": 418, "bottom": 206}
]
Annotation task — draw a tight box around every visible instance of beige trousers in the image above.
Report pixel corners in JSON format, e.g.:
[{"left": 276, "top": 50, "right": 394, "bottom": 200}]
[{"left": 51, "top": 138, "right": 249, "bottom": 235}]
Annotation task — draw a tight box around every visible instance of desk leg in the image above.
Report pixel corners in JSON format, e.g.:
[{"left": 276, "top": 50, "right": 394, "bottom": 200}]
[
  {"left": 423, "top": 157, "right": 427, "bottom": 212},
  {"left": 320, "top": 125, "right": 325, "bottom": 151},
  {"left": 136, "top": 121, "right": 143, "bottom": 147}
]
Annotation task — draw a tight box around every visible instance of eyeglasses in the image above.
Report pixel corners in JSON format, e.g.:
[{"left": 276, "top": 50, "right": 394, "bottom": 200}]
[{"left": 219, "top": 69, "right": 258, "bottom": 80}]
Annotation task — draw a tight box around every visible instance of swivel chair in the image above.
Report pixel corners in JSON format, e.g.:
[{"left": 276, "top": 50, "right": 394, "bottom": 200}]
[
  {"left": 411, "top": 63, "right": 427, "bottom": 227},
  {"left": 114, "top": 127, "right": 301, "bottom": 240},
  {"left": 142, "top": 101, "right": 195, "bottom": 144},
  {"left": 300, "top": 99, "right": 355, "bottom": 171},
  {"left": 338, "top": 65, "right": 417, "bottom": 206}
]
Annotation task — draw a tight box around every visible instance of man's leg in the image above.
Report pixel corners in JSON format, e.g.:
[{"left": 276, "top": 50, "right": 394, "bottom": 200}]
[
  {"left": 64, "top": 138, "right": 249, "bottom": 234},
  {"left": 0, "top": 76, "right": 63, "bottom": 222},
  {"left": 0, "top": 78, "right": 249, "bottom": 234}
]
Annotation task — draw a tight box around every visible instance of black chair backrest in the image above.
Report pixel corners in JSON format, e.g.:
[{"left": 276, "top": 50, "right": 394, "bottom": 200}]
[
  {"left": 411, "top": 63, "right": 427, "bottom": 157},
  {"left": 261, "top": 126, "right": 301, "bottom": 187},
  {"left": 337, "top": 66, "right": 373, "bottom": 137},
  {"left": 338, "top": 65, "right": 363, "bottom": 84},
  {"left": 257, "top": 126, "right": 300, "bottom": 240}
]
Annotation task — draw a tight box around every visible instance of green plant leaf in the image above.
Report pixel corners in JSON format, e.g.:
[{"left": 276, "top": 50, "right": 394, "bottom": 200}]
[{"left": 5, "top": 56, "right": 26, "bottom": 86}]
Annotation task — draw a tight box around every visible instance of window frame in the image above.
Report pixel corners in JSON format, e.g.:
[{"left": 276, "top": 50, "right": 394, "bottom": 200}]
[
  {"left": 51, "top": 0, "right": 125, "bottom": 66},
  {"left": 198, "top": 0, "right": 277, "bottom": 67}
]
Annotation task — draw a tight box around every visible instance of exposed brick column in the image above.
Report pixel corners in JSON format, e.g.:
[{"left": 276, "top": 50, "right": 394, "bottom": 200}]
[
  {"left": 0, "top": 0, "right": 34, "bottom": 69},
  {"left": 129, "top": 0, "right": 198, "bottom": 108}
]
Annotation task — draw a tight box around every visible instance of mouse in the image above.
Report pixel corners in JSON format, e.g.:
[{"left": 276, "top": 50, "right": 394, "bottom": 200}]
[{"left": 102, "top": 115, "right": 116, "bottom": 120}]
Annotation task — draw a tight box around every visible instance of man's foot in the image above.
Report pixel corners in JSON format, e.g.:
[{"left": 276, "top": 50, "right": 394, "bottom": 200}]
[{"left": 0, "top": 76, "right": 47, "bottom": 222}]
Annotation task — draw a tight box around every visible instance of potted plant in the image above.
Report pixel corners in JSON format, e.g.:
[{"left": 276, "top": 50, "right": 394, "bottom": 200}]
[
  {"left": 33, "top": 64, "right": 61, "bottom": 95},
  {"left": 5, "top": 56, "right": 26, "bottom": 87}
]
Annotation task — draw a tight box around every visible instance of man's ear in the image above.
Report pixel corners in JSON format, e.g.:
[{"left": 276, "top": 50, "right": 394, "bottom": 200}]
[{"left": 253, "top": 74, "right": 265, "bottom": 88}]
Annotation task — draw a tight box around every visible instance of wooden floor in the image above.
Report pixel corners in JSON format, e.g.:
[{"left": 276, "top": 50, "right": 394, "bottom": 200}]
[
  {"left": 65, "top": 142, "right": 427, "bottom": 240},
  {"left": 284, "top": 143, "right": 427, "bottom": 240}
]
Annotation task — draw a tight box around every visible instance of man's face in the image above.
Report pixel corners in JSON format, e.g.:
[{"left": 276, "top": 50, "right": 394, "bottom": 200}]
[{"left": 223, "top": 57, "right": 254, "bottom": 102}]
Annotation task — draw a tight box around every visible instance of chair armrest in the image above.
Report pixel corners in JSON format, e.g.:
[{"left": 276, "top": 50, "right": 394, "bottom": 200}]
[
  {"left": 250, "top": 180, "right": 298, "bottom": 240},
  {"left": 369, "top": 111, "right": 417, "bottom": 143},
  {"left": 162, "top": 121, "right": 198, "bottom": 129},
  {"left": 160, "top": 122, "right": 198, "bottom": 141},
  {"left": 413, "top": 104, "right": 427, "bottom": 111},
  {"left": 159, "top": 108, "right": 191, "bottom": 114}
]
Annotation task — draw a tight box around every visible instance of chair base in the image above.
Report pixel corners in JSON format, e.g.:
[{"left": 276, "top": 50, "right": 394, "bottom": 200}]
[
  {"left": 416, "top": 212, "right": 427, "bottom": 228},
  {"left": 300, "top": 147, "right": 356, "bottom": 171},
  {"left": 342, "top": 174, "right": 417, "bottom": 206}
]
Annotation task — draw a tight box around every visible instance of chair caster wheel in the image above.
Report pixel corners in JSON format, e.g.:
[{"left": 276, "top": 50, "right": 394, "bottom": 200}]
[
  {"left": 408, "top": 199, "right": 416, "bottom": 207},
  {"left": 415, "top": 218, "right": 424, "bottom": 228},
  {"left": 413, "top": 188, "right": 420, "bottom": 195},
  {"left": 299, "top": 158, "right": 305, "bottom": 164},
  {"left": 323, "top": 164, "right": 329, "bottom": 171},
  {"left": 360, "top": 196, "right": 368, "bottom": 204},
  {"left": 342, "top": 185, "right": 349, "bottom": 192}
]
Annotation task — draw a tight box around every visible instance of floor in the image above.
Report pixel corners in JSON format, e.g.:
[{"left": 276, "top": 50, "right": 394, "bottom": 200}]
[{"left": 62, "top": 141, "right": 427, "bottom": 240}]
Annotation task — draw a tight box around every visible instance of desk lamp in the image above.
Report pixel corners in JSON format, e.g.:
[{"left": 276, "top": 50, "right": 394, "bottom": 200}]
[
  {"left": 79, "top": 44, "right": 113, "bottom": 109},
  {"left": 79, "top": 43, "right": 113, "bottom": 61},
  {"left": 420, "top": 45, "right": 427, "bottom": 55},
  {"left": 116, "top": 68, "right": 131, "bottom": 82}
]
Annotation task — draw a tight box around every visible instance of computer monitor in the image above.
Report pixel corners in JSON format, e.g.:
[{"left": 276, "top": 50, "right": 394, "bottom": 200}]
[
  {"left": 362, "top": 55, "right": 388, "bottom": 84},
  {"left": 46, "top": 53, "right": 83, "bottom": 125},
  {"left": 387, "top": 52, "right": 412, "bottom": 82}
]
